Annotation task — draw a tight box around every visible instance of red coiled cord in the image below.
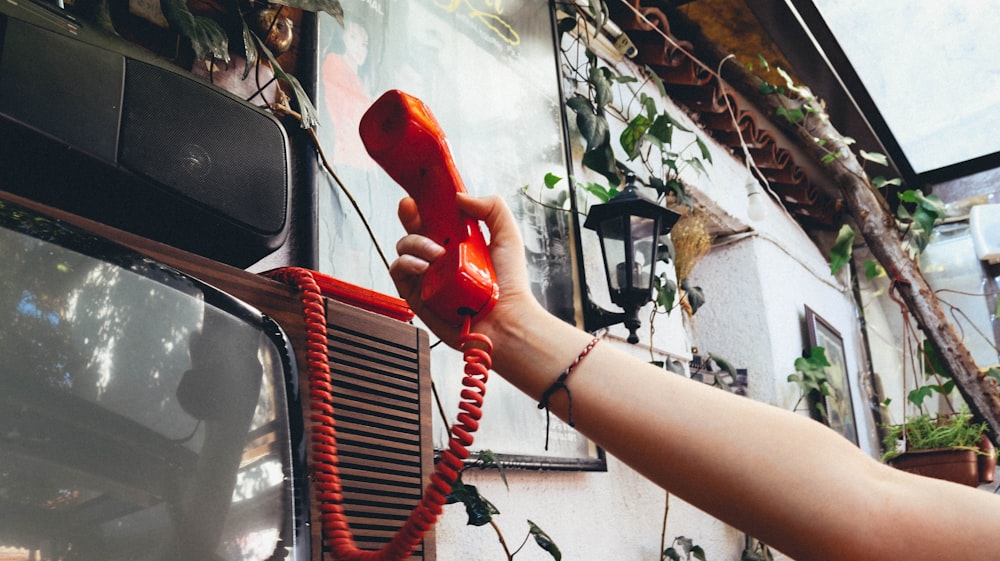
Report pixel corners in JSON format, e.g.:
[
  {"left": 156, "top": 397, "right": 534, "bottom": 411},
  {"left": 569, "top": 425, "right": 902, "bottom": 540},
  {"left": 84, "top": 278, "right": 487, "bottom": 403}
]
[{"left": 264, "top": 267, "right": 491, "bottom": 561}]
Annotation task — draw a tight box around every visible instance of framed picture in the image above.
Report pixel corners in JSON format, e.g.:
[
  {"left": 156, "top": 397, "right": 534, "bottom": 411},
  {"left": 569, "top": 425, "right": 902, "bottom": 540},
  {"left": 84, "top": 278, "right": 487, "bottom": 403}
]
[
  {"left": 313, "top": 1, "right": 601, "bottom": 470},
  {"left": 805, "top": 306, "right": 859, "bottom": 445}
]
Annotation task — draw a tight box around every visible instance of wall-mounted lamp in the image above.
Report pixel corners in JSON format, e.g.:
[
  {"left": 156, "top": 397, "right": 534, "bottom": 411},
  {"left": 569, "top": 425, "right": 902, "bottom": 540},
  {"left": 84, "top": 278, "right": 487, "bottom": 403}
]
[{"left": 584, "top": 173, "right": 681, "bottom": 343}]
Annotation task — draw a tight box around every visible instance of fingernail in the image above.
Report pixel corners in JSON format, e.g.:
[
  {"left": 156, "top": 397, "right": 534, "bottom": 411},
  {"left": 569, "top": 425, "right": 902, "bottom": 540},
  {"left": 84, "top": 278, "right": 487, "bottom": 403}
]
[{"left": 425, "top": 239, "right": 446, "bottom": 257}]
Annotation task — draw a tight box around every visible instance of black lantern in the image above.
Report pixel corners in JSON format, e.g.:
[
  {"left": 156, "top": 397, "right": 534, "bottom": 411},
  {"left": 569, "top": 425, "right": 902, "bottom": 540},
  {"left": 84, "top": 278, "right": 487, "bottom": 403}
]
[{"left": 583, "top": 173, "right": 681, "bottom": 343}]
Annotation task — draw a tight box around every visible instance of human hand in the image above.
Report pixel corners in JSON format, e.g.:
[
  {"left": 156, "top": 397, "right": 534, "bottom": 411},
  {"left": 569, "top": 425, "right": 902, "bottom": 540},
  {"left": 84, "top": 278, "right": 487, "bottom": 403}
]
[{"left": 389, "top": 193, "right": 541, "bottom": 348}]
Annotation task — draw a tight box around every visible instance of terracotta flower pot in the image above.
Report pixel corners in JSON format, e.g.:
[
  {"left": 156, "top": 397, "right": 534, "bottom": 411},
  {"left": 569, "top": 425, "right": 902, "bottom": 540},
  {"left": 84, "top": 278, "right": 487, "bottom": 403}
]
[
  {"left": 978, "top": 437, "right": 997, "bottom": 484},
  {"left": 888, "top": 448, "right": 980, "bottom": 487}
]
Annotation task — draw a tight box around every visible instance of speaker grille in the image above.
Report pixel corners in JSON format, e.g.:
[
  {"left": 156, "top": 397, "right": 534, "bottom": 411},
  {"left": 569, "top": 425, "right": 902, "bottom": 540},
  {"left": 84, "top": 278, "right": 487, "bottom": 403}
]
[
  {"left": 119, "top": 59, "right": 288, "bottom": 234},
  {"left": 325, "top": 299, "right": 431, "bottom": 559}
]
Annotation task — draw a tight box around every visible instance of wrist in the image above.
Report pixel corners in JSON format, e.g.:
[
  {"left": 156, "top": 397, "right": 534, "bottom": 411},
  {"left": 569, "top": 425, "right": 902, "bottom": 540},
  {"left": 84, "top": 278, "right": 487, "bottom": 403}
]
[{"left": 481, "top": 302, "right": 597, "bottom": 400}]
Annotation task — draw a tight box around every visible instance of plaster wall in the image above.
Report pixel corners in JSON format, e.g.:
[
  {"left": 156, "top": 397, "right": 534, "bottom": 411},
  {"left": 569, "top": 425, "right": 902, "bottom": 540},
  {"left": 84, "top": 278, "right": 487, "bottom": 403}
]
[
  {"left": 433, "top": 19, "right": 878, "bottom": 560},
  {"left": 434, "top": 137, "right": 875, "bottom": 561},
  {"left": 435, "top": 455, "right": 744, "bottom": 561}
]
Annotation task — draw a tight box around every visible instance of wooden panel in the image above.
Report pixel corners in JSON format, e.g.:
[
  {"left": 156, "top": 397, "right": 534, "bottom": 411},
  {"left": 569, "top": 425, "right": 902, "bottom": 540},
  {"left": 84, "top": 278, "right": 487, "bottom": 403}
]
[
  {"left": 0, "top": 191, "right": 435, "bottom": 561},
  {"left": 325, "top": 298, "right": 434, "bottom": 558}
]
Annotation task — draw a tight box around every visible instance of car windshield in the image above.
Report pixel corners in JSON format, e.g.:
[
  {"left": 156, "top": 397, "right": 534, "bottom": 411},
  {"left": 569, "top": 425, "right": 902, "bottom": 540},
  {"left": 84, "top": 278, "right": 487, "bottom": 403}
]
[{"left": 0, "top": 200, "right": 296, "bottom": 561}]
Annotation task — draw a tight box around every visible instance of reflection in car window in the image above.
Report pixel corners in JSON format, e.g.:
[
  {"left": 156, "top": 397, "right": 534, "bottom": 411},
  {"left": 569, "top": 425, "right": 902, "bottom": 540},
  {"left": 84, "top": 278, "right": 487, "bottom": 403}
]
[{"left": 0, "top": 201, "right": 295, "bottom": 561}]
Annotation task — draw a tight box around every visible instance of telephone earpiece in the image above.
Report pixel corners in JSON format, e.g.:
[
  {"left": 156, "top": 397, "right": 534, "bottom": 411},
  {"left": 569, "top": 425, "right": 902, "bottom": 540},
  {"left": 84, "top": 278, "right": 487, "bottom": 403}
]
[{"left": 359, "top": 89, "right": 499, "bottom": 326}]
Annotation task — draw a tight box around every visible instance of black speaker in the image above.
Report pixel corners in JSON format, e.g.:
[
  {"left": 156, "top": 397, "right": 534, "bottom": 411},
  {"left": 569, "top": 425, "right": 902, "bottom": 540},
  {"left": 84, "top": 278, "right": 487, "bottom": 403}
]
[{"left": 0, "top": 0, "right": 291, "bottom": 267}]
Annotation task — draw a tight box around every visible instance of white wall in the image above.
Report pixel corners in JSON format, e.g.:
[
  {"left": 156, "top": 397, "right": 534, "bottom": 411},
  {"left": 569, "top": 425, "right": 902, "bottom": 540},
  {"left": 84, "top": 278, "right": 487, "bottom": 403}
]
[
  {"left": 433, "top": 109, "right": 876, "bottom": 560},
  {"left": 436, "top": 456, "right": 743, "bottom": 561}
]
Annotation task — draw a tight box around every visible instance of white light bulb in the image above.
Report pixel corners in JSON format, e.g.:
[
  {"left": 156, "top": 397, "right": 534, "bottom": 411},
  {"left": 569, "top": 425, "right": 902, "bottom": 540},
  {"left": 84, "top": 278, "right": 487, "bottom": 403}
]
[{"left": 746, "top": 177, "right": 767, "bottom": 221}]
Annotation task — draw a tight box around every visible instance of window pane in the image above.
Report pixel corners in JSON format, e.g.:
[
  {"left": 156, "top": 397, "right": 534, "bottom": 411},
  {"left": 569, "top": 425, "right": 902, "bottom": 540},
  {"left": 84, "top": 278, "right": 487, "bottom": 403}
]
[{"left": 813, "top": 1, "right": 1000, "bottom": 173}]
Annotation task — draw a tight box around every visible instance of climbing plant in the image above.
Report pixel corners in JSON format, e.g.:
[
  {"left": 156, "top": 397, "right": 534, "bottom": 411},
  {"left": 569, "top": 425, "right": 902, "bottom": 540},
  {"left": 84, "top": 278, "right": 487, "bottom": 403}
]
[{"left": 532, "top": 1, "right": 714, "bottom": 326}]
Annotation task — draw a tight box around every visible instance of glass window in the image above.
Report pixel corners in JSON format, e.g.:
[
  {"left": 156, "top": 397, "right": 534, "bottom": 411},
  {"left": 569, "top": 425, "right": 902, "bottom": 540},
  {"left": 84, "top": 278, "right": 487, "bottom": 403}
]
[
  {"left": 0, "top": 200, "right": 298, "bottom": 561},
  {"left": 811, "top": 1, "right": 1000, "bottom": 174}
]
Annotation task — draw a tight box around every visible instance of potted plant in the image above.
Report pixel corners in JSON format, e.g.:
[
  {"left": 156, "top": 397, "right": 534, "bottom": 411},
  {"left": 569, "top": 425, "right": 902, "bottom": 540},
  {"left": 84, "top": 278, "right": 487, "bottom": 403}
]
[
  {"left": 881, "top": 410, "right": 991, "bottom": 487},
  {"left": 880, "top": 343, "right": 996, "bottom": 486}
]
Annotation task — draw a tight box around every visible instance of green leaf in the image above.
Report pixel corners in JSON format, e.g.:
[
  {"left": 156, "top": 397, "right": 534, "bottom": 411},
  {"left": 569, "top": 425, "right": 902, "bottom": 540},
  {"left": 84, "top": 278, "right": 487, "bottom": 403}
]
[
  {"left": 859, "top": 149, "right": 889, "bottom": 166},
  {"left": 582, "top": 146, "right": 620, "bottom": 187},
  {"left": 709, "top": 353, "right": 737, "bottom": 379},
  {"left": 649, "top": 176, "right": 667, "bottom": 198},
  {"left": 863, "top": 259, "right": 883, "bottom": 280},
  {"left": 567, "top": 96, "right": 619, "bottom": 186},
  {"left": 663, "top": 548, "right": 681, "bottom": 561},
  {"left": 914, "top": 190, "right": 945, "bottom": 224},
  {"left": 666, "top": 178, "right": 694, "bottom": 208},
  {"left": 566, "top": 95, "right": 604, "bottom": 147},
  {"left": 621, "top": 114, "right": 652, "bottom": 159},
  {"left": 658, "top": 236, "right": 675, "bottom": 263},
  {"left": 446, "top": 481, "right": 498, "bottom": 527},
  {"left": 907, "top": 385, "right": 935, "bottom": 409},
  {"left": 646, "top": 65, "right": 668, "bottom": 98},
  {"left": 160, "top": 0, "right": 230, "bottom": 62},
  {"left": 921, "top": 340, "right": 951, "bottom": 379},
  {"left": 829, "top": 224, "right": 855, "bottom": 275},
  {"left": 254, "top": 37, "right": 319, "bottom": 128},
  {"left": 691, "top": 545, "right": 707, "bottom": 561},
  {"left": 687, "top": 156, "right": 709, "bottom": 177},
  {"left": 654, "top": 275, "right": 677, "bottom": 312},
  {"left": 681, "top": 279, "right": 705, "bottom": 315},
  {"left": 647, "top": 113, "right": 675, "bottom": 147},
  {"left": 792, "top": 346, "right": 831, "bottom": 396},
  {"left": 611, "top": 74, "right": 639, "bottom": 84},
  {"left": 556, "top": 14, "right": 577, "bottom": 39},
  {"left": 528, "top": 521, "right": 562, "bottom": 561},
  {"left": 639, "top": 92, "right": 658, "bottom": 120},
  {"left": 581, "top": 182, "right": 614, "bottom": 203},
  {"left": 544, "top": 172, "right": 562, "bottom": 190},
  {"left": 475, "top": 449, "right": 509, "bottom": 490},
  {"left": 239, "top": 21, "right": 258, "bottom": 79},
  {"left": 589, "top": 65, "right": 615, "bottom": 109},
  {"left": 776, "top": 106, "right": 805, "bottom": 124},
  {"left": 664, "top": 359, "right": 686, "bottom": 375},
  {"left": 587, "top": 0, "right": 607, "bottom": 32},
  {"left": 695, "top": 136, "right": 713, "bottom": 164},
  {"left": 871, "top": 176, "right": 902, "bottom": 189}
]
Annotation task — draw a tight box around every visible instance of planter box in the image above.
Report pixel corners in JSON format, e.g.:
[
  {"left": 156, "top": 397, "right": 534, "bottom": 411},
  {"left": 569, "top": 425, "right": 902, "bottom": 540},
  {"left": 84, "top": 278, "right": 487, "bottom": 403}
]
[{"left": 889, "top": 448, "right": 979, "bottom": 487}]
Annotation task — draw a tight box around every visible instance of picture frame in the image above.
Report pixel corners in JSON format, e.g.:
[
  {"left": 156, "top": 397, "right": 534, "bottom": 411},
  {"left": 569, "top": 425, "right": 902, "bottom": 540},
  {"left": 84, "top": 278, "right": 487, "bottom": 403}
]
[
  {"left": 312, "top": 1, "right": 602, "bottom": 470},
  {"left": 805, "top": 306, "right": 859, "bottom": 445}
]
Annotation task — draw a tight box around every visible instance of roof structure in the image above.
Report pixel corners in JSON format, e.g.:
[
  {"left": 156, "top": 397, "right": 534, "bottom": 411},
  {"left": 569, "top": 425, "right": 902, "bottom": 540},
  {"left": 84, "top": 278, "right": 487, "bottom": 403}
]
[{"left": 605, "top": 0, "right": 1000, "bottom": 234}]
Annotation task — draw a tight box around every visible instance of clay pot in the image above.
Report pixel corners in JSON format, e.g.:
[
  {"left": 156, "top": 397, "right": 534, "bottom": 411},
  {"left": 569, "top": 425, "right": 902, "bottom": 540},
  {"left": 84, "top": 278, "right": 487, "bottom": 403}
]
[
  {"left": 978, "top": 436, "right": 997, "bottom": 484},
  {"left": 888, "top": 448, "right": 980, "bottom": 487}
]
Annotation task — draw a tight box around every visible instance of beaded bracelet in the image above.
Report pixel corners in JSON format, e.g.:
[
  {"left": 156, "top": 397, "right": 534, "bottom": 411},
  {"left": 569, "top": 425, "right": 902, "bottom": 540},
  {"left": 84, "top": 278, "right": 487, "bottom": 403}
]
[{"left": 537, "top": 337, "right": 601, "bottom": 450}]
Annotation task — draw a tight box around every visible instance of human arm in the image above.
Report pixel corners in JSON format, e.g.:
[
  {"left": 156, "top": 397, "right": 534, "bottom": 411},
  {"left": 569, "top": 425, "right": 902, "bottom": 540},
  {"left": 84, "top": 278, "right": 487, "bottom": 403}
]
[{"left": 389, "top": 194, "right": 1000, "bottom": 561}]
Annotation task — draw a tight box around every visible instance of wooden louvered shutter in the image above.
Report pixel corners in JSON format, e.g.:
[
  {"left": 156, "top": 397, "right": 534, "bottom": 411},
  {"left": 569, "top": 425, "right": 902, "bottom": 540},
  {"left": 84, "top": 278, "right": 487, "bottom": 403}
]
[{"left": 324, "top": 298, "right": 434, "bottom": 559}]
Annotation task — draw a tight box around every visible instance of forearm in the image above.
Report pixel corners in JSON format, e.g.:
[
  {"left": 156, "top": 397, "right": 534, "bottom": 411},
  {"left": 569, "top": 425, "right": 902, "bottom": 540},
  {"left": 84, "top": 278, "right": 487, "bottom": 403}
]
[{"left": 484, "top": 306, "right": 1000, "bottom": 560}]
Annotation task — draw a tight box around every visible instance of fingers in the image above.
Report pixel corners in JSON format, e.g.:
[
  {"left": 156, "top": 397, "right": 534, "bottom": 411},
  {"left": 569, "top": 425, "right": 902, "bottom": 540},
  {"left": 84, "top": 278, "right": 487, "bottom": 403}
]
[
  {"left": 390, "top": 234, "right": 444, "bottom": 298},
  {"left": 397, "top": 196, "right": 422, "bottom": 234},
  {"left": 394, "top": 233, "right": 445, "bottom": 265},
  {"left": 456, "top": 193, "right": 512, "bottom": 232}
]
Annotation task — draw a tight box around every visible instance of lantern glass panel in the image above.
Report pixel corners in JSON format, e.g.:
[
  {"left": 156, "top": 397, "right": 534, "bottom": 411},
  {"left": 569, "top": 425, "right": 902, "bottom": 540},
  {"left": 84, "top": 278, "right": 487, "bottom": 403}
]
[
  {"left": 597, "top": 216, "right": 627, "bottom": 292},
  {"left": 628, "top": 215, "right": 655, "bottom": 291}
]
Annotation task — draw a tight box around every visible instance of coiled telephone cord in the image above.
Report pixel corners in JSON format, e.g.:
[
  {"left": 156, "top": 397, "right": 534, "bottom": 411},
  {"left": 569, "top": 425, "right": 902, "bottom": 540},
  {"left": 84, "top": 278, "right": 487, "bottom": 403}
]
[{"left": 265, "top": 267, "right": 491, "bottom": 561}]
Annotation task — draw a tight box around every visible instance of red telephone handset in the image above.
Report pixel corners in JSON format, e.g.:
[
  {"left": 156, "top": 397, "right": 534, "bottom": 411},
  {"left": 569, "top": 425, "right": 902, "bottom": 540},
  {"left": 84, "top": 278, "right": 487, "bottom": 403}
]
[{"left": 359, "top": 90, "right": 499, "bottom": 326}]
